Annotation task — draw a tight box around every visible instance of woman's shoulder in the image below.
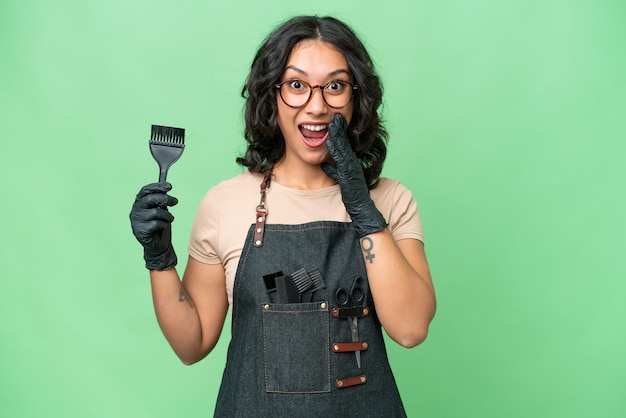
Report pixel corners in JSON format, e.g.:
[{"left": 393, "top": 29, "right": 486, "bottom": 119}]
[
  {"left": 209, "top": 170, "right": 265, "bottom": 195},
  {"left": 195, "top": 171, "right": 263, "bottom": 226},
  {"left": 371, "top": 177, "right": 419, "bottom": 215},
  {"left": 196, "top": 171, "right": 264, "bottom": 213},
  {"left": 373, "top": 177, "right": 401, "bottom": 189},
  {"left": 371, "top": 177, "right": 411, "bottom": 200}
]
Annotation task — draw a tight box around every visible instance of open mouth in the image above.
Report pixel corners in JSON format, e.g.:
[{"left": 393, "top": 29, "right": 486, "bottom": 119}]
[{"left": 299, "top": 124, "right": 329, "bottom": 147}]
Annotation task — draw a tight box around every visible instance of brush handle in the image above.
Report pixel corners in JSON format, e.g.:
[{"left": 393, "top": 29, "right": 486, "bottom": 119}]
[
  {"left": 159, "top": 167, "right": 169, "bottom": 183},
  {"left": 150, "top": 143, "right": 183, "bottom": 184}
]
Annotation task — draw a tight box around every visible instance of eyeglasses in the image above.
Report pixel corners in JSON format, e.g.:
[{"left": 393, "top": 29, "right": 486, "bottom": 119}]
[{"left": 275, "top": 79, "right": 358, "bottom": 109}]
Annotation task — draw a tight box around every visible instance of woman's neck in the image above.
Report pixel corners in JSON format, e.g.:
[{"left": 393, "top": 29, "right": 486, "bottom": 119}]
[{"left": 271, "top": 161, "right": 336, "bottom": 190}]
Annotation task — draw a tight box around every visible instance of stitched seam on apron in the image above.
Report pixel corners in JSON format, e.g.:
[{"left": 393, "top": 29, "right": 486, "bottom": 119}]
[
  {"left": 267, "top": 225, "right": 355, "bottom": 232},
  {"left": 234, "top": 232, "right": 254, "bottom": 324}
]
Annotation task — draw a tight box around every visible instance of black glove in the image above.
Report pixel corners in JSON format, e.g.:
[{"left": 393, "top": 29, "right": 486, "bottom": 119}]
[
  {"left": 322, "top": 113, "right": 387, "bottom": 238},
  {"left": 129, "top": 182, "right": 178, "bottom": 270}
]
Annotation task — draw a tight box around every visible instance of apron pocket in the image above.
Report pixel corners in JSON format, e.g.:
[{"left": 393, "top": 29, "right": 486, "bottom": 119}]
[{"left": 262, "top": 301, "right": 330, "bottom": 393}]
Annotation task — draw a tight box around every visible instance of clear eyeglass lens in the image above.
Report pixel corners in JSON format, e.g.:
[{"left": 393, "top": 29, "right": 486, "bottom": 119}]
[{"left": 279, "top": 80, "right": 354, "bottom": 108}]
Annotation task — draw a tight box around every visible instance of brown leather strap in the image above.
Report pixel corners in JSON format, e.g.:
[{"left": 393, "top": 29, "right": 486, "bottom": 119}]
[
  {"left": 335, "top": 374, "right": 367, "bottom": 389},
  {"left": 331, "top": 306, "right": 370, "bottom": 318},
  {"left": 253, "top": 175, "right": 271, "bottom": 248},
  {"left": 332, "top": 341, "right": 369, "bottom": 353},
  {"left": 253, "top": 207, "right": 267, "bottom": 247}
]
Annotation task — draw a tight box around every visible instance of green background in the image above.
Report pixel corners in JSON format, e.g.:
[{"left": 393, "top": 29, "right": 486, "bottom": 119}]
[{"left": 2, "top": 0, "right": 625, "bottom": 416}]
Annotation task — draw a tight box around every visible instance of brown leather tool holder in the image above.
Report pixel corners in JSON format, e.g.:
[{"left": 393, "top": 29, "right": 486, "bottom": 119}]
[
  {"left": 335, "top": 374, "right": 367, "bottom": 389},
  {"left": 332, "top": 305, "right": 370, "bottom": 389},
  {"left": 332, "top": 341, "right": 369, "bottom": 353},
  {"left": 331, "top": 306, "right": 370, "bottom": 319}
]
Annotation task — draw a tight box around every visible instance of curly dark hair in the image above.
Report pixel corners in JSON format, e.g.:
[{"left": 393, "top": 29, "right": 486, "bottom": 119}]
[{"left": 236, "top": 16, "right": 388, "bottom": 188}]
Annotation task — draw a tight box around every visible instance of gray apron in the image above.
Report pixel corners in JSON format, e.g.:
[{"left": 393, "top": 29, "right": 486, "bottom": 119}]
[{"left": 214, "top": 182, "right": 407, "bottom": 417}]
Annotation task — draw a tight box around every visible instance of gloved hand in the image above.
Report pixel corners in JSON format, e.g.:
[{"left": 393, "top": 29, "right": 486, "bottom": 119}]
[
  {"left": 322, "top": 113, "right": 387, "bottom": 238},
  {"left": 129, "top": 182, "right": 178, "bottom": 270}
]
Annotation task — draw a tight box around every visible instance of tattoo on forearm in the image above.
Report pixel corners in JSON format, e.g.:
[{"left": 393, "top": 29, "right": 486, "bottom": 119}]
[
  {"left": 179, "top": 286, "right": 196, "bottom": 309},
  {"left": 361, "top": 236, "right": 375, "bottom": 264}
]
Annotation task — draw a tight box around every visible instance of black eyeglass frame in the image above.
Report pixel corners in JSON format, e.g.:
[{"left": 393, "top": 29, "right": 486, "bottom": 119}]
[{"left": 274, "top": 79, "right": 359, "bottom": 109}]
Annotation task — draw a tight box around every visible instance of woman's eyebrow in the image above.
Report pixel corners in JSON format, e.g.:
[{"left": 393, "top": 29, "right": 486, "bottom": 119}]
[{"left": 284, "top": 65, "right": 350, "bottom": 77}]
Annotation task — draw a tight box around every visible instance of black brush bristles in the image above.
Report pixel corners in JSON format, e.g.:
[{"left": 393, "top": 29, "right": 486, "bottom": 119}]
[
  {"left": 309, "top": 268, "right": 326, "bottom": 292},
  {"left": 149, "top": 124, "right": 185, "bottom": 183},
  {"left": 290, "top": 268, "right": 313, "bottom": 293},
  {"left": 151, "top": 125, "right": 185, "bottom": 146}
]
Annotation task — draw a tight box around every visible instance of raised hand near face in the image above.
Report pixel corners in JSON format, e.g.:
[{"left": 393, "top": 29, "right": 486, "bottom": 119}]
[{"left": 322, "top": 113, "right": 387, "bottom": 238}]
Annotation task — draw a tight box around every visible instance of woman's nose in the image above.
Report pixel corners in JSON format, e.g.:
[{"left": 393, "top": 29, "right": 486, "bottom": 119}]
[{"left": 304, "top": 86, "right": 328, "bottom": 115}]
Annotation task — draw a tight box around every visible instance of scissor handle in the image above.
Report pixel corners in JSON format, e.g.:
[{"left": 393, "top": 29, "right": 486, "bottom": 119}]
[
  {"left": 335, "top": 276, "right": 367, "bottom": 307},
  {"left": 349, "top": 276, "right": 366, "bottom": 305},
  {"left": 335, "top": 287, "right": 351, "bottom": 307}
]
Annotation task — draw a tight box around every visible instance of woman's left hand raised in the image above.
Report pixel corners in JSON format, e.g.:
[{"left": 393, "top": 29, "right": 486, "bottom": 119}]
[{"left": 322, "top": 113, "right": 387, "bottom": 238}]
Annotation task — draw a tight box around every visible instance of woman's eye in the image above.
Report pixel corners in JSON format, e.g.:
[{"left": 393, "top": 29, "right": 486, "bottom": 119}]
[
  {"left": 288, "top": 80, "right": 305, "bottom": 91},
  {"left": 327, "top": 81, "right": 345, "bottom": 93}
]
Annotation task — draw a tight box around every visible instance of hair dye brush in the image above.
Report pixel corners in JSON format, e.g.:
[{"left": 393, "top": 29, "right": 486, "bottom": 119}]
[{"left": 150, "top": 124, "right": 185, "bottom": 183}]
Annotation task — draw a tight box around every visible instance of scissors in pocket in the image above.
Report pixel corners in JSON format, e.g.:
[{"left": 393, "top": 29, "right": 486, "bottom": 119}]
[{"left": 334, "top": 276, "right": 368, "bottom": 368}]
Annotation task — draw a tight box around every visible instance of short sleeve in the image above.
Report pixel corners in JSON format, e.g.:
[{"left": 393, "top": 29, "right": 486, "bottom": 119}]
[
  {"left": 372, "top": 179, "right": 424, "bottom": 244},
  {"left": 188, "top": 188, "right": 222, "bottom": 265}
]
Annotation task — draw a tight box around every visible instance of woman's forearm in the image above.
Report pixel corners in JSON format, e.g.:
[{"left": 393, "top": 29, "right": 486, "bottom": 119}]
[
  {"left": 149, "top": 259, "right": 229, "bottom": 365},
  {"left": 360, "top": 229, "right": 436, "bottom": 348},
  {"left": 150, "top": 268, "right": 205, "bottom": 364}
]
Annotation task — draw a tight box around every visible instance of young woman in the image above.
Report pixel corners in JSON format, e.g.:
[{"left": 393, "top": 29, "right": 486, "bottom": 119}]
[{"left": 130, "top": 15, "right": 436, "bottom": 417}]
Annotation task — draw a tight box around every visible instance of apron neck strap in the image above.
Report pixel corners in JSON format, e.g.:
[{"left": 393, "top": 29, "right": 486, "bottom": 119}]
[{"left": 254, "top": 173, "right": 271, "bottom": 247}]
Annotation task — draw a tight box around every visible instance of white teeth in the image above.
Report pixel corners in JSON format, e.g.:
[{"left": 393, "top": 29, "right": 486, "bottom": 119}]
[{"left": 300, "top": 124, "right": 327, "bottom": 132}]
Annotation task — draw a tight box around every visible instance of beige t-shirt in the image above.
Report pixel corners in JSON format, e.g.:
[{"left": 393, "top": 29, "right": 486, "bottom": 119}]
[{"left": 188, "top": 171, "right": 424, "bottom": 307}]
